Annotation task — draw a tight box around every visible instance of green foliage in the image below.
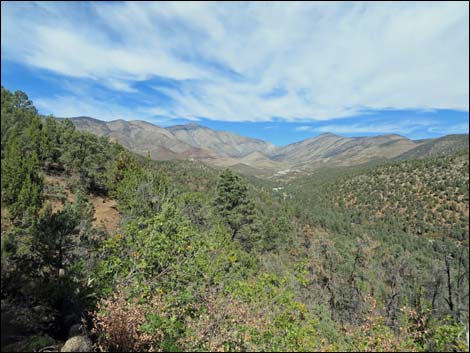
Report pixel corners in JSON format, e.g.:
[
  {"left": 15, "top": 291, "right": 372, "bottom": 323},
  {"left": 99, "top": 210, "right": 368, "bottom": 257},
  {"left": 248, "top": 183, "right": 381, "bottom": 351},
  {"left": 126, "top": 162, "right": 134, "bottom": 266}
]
[
  {"left": 112, "top": 158, "right": 170, "bottom": 218},
  {"left": 1, "top": 86, "right": 468, "bottom": 352},
  {"left": 33, "top": 191, "right": 94, "bottom": 275},
  {"left": 428, "top": 317, "right": 467, "bottom": 352},
  {"left": 326, "top": 153, "right": 468, "bottom": 241},
  {"left": 285, "top": 152, "right": 469, "bottom": 351},
  {"left": 1, "top": 127, "right": 43, "bottom": 223},
  {"left": 57, "top": 123, "right": 125, "bottom": 193},
  {"left": 1, "top": 86, "right": 37, "bottom": 153},
  {"left": 214, "top": 169, "right": 258, "bottom": 247},
  {"left": 93, "top": 201, "right": 196, "bottom": 294}
]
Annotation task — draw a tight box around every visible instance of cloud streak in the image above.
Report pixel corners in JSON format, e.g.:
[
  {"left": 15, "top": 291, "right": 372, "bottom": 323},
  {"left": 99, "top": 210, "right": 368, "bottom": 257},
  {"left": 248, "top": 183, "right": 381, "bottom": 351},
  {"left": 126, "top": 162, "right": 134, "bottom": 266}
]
[
  {"left": 294, "top": 118, "right": 469, "bottom": 140},
  {"left": 34, "top": 95, "right": 149, "bottom": 122},
  {"left": 1, "top": 1, "right": 469, "bottom": 123}
]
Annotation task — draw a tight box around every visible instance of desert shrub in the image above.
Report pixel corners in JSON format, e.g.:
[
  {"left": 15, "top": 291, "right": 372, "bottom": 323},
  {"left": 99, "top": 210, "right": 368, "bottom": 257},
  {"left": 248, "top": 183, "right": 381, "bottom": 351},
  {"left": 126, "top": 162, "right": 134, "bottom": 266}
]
[
  {"left": 345, "top": 297, "right": 421, "bottom": 352},
  {"left": 181, "top": 289, "right": 269, "bottom": 352},
  {"left": 426, "top": 316, "right": 468, "bottom": 352},
  {"left": 92, "top": 288, "right": 187, "bottom": 352}
]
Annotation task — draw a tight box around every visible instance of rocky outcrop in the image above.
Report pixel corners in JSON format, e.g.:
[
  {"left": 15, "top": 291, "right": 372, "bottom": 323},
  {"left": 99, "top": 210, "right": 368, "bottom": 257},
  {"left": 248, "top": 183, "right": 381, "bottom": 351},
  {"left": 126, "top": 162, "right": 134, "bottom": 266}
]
[{"left": 60, "top": 336, "right": 92, "bottom": 352}]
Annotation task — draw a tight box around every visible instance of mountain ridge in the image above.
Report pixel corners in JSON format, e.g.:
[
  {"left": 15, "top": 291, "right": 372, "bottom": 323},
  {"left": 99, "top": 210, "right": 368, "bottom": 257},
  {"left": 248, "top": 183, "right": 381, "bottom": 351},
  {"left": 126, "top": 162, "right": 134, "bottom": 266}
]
[{"left": 65, "top": 116, "right": 469, "bottom": 176}]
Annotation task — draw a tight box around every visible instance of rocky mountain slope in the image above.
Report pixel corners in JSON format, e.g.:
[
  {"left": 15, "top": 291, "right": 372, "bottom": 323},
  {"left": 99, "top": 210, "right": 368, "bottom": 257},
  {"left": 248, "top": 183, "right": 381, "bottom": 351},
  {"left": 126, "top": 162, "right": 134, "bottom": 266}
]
[
  {"left": 67, "top": 116, "right": 469, "bottom": 176},
  {"left": 271, "top": 133, "right": 419, "bottom": 168},
  {"left": 395, "top": 134, "right": 469, "bottom": 161},
  {"left": 168, "top": 123, "right": 277, "bottom": 158},
  {"left": 70, "top": 117, "right": 211, "bottom": 160}
]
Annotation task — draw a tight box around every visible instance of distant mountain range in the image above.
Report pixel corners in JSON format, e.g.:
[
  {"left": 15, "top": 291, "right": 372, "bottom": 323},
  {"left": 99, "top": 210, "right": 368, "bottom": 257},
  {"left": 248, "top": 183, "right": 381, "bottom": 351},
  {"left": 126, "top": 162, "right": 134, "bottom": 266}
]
[{"left": 66, "top": 116, "right": 469, "bottom": 176}]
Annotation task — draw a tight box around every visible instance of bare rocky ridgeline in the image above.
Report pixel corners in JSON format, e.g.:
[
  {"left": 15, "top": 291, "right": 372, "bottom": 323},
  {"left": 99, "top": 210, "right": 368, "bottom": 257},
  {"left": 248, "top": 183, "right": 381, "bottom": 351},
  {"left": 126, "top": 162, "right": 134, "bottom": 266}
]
[{"left": 67, "top": 116, "right": 469, "bottom": 177}]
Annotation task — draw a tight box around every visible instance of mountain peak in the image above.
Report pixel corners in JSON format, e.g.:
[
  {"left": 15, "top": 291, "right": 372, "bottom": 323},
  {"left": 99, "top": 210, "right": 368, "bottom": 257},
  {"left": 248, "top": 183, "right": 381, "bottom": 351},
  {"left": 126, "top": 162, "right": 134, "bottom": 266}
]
[
  {"left": 383, "top": 133, "right": 407, "bottom": 139},
  {"left": 65, "top": 116, "right": 468, "bottom": 174},
  {"left": 69, "top": 116, "right": 104, "bottom": 123},
  {"left": 318, "top": 132, "right": 339, "bottom": 137},
  {"left": 168, "top": 123, "right": 207, "bottom": 131}
]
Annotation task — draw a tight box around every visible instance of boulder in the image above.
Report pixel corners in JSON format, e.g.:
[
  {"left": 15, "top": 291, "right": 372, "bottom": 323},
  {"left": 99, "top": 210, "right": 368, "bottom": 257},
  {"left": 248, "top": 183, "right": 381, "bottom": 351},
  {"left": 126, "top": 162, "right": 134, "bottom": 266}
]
[{"left": 60, "top": 336, "right": 92, "bottom": 352}]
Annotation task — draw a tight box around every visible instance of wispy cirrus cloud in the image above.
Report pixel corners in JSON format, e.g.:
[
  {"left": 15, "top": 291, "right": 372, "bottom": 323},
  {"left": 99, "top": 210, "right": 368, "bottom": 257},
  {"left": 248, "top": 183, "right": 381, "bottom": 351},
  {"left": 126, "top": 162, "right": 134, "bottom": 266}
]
[
  {"left": 308, "top": 120, "right": 435, "bottom": 134},
  {"left": 34, "top": 95, "right": 149, "bottom": 122},
  {"left": 427, "top": 123, "right": 470, "bottom": 135},
  {"left": 294, "top": 117, "right": 469, "bottom": 139},
  {"left": 1, "top": 1, "right": 468, "bottom": 126},
  {"left": 296, "top": 126, "right": 314, "bottom": 132}
]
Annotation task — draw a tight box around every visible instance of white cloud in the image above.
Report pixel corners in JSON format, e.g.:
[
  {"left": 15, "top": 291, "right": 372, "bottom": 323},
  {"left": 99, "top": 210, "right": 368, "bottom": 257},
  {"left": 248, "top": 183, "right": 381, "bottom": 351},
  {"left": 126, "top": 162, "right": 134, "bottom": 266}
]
[
  {"left": 34, "top": 95, "right": 148, "bottom": 122},
  {"left": 297, "top": 119, "right": 468, "bottom": 136},
  {"left": 296, "top": 126, "right": 313, "bottom": 132},
  {"left": 313, "top": 122, "right": 423, "bottom": 135},
  {"left": 1, "top": 1, "right": 469, "bottom": 121},
  {"left": 427, "top": 123, "right": 469, "bottom": 135}
]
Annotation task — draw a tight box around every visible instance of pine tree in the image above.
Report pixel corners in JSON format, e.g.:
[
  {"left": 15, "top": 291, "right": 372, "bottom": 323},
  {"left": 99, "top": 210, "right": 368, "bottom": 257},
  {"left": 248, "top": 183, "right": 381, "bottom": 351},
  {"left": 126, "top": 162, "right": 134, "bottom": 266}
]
[
  {"left": 32, "top": 191, "right": 94, "bottom": 277},
  {"left": 1, "top": 130, "right": 43, "bottom": 223},
  {"left": 214, "top": 169, "right": 256, "bottom": 243},
  {"left": 1, "top": 87, "right": 37, "bottom": 152}
]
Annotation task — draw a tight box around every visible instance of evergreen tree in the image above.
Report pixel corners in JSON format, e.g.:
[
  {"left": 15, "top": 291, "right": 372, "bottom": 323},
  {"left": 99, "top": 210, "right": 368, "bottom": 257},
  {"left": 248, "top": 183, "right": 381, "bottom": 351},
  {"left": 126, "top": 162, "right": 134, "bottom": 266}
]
[
  {"left": 114, "top": 161, "right": 169, "bottom": 218},
  {"left": 32, "top": 191, "right": 94, "bottom": 278},
  {"left": 1, "top": 130, "right": 43, "bottom": 223},
  {"left": 43, "top": 115, "right": 62, "bottom": 165},
  {"left": 213, "top": 169, "right": 256, "bottom": 244},
  {"left": 1, "top": 87, "right": 37, "bottom": 153}
]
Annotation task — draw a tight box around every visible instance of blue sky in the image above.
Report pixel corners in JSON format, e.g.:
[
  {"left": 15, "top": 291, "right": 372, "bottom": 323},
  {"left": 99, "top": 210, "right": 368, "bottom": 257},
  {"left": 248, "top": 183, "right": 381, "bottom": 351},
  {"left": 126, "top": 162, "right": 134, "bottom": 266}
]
[{"left": 1, "top": 1, "right": 468, "bottom": 146}]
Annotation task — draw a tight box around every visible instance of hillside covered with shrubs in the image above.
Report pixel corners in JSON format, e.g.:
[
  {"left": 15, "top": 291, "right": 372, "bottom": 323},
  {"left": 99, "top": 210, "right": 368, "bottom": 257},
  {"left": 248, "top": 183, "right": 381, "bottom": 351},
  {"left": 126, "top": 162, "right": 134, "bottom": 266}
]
[{"left": 1, "top": 86, "right": 468, "bottom": 352}]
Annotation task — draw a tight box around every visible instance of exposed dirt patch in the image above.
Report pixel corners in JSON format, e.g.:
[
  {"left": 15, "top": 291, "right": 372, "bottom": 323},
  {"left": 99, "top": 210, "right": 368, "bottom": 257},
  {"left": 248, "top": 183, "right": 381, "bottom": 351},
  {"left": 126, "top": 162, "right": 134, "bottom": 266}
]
[
  {"left": 90, "top": 196, "right": 120, "bottom": 233},
  {"left": 44, "top": 174, "right": 74, "bottom": 214},
  {"left": 44, "top": 174, "right": 121, "bottom": 234}
]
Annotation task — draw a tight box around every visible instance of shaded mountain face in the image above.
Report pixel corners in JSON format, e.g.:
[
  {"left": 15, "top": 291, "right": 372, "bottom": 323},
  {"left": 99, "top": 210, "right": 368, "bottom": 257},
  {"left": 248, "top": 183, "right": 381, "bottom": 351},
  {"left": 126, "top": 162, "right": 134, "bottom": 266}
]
[{"left": 67, "top": 116, "right": 468, "bottom": 176}]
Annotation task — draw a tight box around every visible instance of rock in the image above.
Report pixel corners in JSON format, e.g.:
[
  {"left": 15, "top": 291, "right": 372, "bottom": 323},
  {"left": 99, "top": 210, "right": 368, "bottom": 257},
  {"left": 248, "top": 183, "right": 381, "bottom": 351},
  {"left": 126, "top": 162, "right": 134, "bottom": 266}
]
[
  {"left": 33, "top": 305, "right": 46, "bottom": 313},
  {"left": 38, "top": 343, "right": 64, "bottom": 352},
  {"left": 60, "top": 336, "right": 92, "bottom": 352}
]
